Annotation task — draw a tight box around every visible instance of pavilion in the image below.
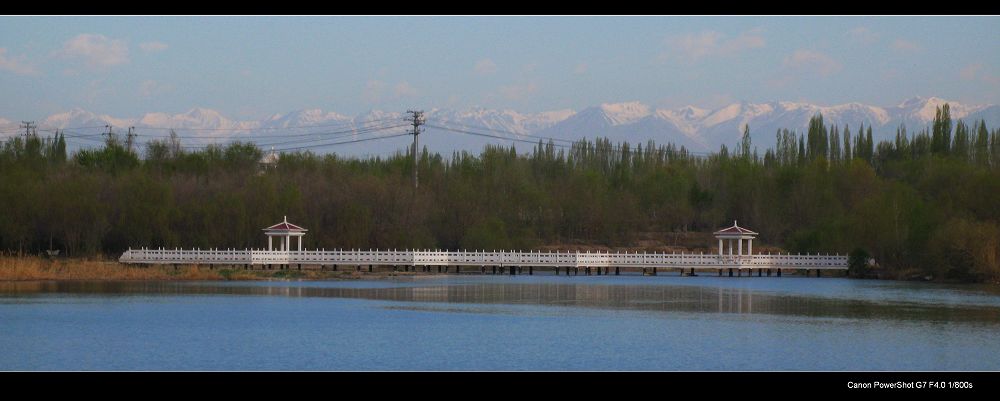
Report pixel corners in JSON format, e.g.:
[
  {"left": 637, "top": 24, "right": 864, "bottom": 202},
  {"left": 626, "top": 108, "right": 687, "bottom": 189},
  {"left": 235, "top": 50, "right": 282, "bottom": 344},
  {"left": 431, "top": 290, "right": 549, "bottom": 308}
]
[
  {"left": 713, "top": 220, "right": 758, "bottom": 257},
  {"left": 263, "top": 216, "right": 307, "bottom": 252}
]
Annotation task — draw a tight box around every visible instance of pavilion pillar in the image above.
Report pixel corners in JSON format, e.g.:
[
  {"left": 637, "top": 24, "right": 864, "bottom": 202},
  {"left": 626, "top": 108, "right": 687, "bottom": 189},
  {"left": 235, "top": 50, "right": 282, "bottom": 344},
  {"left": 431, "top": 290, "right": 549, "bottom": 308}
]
[
  {"left": 718, "top": 239, "right": 723, "bottom": 255},
  {"left": 268, "top": 236, "right": 273, "bottom": 251},
  {"left": 297, "top": 236, "right": 302, "bottom": 252},
  {"left": 728, "top": 240, "right": 733, "bottom": 256},
  {"left": 738, "top": 238, "right": 743, "bottom": 256},
  {"left": 285, "top": 235, "right": 290, "bottom": 252},
  {"left": 748, "top": 239, "right": 753, "bottom": 256}
]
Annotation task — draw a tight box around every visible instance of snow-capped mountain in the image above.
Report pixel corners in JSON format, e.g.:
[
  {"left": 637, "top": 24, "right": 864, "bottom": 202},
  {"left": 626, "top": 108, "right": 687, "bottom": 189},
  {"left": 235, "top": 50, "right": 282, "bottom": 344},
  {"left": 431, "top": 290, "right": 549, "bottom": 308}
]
[{"left": 4, "top": 97, "right": 997, "bottom": 156}]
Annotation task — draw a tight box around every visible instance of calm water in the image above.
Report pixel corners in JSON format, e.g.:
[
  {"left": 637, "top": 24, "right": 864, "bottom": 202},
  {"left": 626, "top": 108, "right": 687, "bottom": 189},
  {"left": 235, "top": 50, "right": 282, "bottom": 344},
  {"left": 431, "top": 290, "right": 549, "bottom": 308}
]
[{"left": 2, "top": 275, "right": 999, "bottom": 370}]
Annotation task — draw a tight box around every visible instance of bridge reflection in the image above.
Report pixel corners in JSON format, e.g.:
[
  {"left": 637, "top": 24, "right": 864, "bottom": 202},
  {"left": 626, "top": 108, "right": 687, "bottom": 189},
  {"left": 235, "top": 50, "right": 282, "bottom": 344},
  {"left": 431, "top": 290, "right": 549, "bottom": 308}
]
[{"left": 3, "top": 281, "right": 999, "bottom": 325}]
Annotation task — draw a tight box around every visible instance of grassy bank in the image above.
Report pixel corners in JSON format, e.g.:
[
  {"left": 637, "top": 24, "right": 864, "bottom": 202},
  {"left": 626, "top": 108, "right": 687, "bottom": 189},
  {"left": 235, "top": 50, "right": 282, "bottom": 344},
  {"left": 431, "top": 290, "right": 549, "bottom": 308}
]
[{"left": 0, "top": 256, "right": 414, "bottom": 281}]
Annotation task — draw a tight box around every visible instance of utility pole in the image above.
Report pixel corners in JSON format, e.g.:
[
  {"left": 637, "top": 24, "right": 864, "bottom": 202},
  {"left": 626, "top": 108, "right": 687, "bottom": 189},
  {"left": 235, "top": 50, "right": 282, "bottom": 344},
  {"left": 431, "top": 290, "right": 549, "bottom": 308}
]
[
  {"left": 126, "top": 126, "right": 136, "bottom": 153},
  {"left": 20, "top": 121, "right": 36, "bottom": 139},
  {"left": 103, "top": 125, "right": 115, "bottom": 145},
  {"left": 406, "top": 110, "right": 425, "bottom": 190}
]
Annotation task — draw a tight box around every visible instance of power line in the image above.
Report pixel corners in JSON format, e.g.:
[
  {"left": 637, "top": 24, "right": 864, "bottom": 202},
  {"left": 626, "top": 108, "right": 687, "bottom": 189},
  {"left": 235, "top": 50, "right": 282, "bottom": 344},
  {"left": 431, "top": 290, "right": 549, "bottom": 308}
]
[
  {"left": 34, "top": 116, "right": 405, "bottom": 135},
  {"left": 424, "top": 118, "right": 574, "bottom": 144},
  {"left": 273, "top": 132, "right": 413, "bottom": 152}
]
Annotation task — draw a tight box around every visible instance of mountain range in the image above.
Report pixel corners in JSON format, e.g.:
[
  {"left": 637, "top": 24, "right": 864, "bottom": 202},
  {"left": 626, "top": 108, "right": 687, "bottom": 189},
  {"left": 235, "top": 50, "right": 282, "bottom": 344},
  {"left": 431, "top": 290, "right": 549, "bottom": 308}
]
[{"left": 3, "top": 97, "right": 998, "bottom": 156}]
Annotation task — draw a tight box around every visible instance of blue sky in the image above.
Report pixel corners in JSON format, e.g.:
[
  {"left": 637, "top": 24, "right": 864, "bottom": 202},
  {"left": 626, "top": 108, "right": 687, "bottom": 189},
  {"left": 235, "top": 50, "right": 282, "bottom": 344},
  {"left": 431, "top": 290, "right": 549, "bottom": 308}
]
[{"left": 1, "top": 16, "right": 998, "bottom": 119}]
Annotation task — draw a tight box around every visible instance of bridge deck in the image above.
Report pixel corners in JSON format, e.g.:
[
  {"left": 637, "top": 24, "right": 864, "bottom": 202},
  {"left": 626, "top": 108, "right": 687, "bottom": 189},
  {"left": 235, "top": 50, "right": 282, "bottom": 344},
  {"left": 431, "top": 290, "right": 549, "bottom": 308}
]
[{"left": 119, "top": 248, "right": 847, "bottom": 270}]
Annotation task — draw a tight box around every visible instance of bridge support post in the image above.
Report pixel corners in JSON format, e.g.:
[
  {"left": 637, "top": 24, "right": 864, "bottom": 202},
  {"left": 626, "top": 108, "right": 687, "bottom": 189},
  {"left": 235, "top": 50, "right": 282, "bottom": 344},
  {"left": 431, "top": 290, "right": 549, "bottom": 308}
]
[
  {"left": 529, "top": 266, "right": 533, "bottom": 275},
  {"left": 368, "top": 265, "right": 372, "bottom": 273},
  {"left": 493, "top": 266, "right": 497, "bottom": 275},
  {"left": 777, "top": 269, "right": 782, "bottom": 277},
  {"left": 816, "top": 269, "right": 821, "bottom": 278},
  {"left": 615, "top": 266, "right": 620, "bottom": 275},
  {"left": 509, "top": 266, "right": 515, "bottom": 275},
  {"left": 642, "top": 268, "right": 647, "bottom": 276},
  {"left": 298, "top": 264, "right": 301, "bottom": 271},
  {"left": 758, "top": 269, "right": 762, "bottom": 277},
  {"left": 333, "top": 264, "right": 338, "bottom": 271},
  {"left": 767, "top": 268, "right": 771, "bottom": 276},
  {"left": 728, "top": 268, "right": 733, "bottom": 277},
  {"left": 653, "top": 267, "right": 657, "bottom": 276},
  {"left": 718, "top": 269, "right": 722, "bottom": 276},
  {"left": 690, "top": 268, "right": 695, "bottom": 276},
  {"left": 574, "top": 268, "right": 579, "bottom": 276},
  {"left": 456, "top": 266, "right": 461, "bottom": 274}
]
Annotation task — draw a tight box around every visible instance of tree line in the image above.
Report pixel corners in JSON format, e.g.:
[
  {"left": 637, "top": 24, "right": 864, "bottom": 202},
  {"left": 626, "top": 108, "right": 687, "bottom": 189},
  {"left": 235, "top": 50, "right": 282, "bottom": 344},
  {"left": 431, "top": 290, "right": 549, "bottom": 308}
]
[{"left": 1, "top": 104, "right": 998, "bottom": 282}]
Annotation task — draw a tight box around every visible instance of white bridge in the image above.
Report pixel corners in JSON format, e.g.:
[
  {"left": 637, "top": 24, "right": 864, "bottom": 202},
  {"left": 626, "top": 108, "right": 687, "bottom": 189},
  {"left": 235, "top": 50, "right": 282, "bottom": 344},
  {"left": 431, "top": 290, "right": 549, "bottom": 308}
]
[
  {"left": 118, "top": 219, "right": 848, "bottom": 276},
  {"left": 118, "top": 248, "right": 846, "bottom": 276}
]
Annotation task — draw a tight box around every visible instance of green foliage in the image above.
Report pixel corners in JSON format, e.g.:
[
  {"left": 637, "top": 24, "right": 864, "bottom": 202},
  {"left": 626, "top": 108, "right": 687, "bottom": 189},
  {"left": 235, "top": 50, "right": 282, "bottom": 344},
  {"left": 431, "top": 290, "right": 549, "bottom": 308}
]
[
  {"left": 1, "top": 105, "right": 999, "bottom": 282},
  {"left": 848, "top": 248, "right": 871, "bottom": 278}
]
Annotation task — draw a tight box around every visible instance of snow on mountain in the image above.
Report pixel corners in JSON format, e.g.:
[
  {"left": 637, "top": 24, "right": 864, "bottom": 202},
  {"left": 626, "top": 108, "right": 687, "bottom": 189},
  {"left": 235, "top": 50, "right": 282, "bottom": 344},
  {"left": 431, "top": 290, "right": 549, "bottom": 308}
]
[{"left": 13, "top": 97, "right": 997, "bottom": 156}]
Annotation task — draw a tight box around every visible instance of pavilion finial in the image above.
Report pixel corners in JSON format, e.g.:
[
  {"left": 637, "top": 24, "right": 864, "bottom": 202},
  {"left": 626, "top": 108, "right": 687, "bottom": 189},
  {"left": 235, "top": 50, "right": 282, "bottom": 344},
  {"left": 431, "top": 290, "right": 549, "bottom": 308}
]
[
  {"left": 284, "top": 215, "right": 287, "bottom": 223},
  {"left": 734, "top": 220, "right": 737, "bottom": 227}
]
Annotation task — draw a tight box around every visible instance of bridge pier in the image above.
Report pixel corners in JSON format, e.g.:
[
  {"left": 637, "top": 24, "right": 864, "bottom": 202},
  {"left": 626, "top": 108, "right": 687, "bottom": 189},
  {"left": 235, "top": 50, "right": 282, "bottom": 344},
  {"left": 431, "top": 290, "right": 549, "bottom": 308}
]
[
  {"left": 690, "top": 268, "right": 695, "bottom": 276},
  {"left": 758, "top": 269, "right": 762, "bottom": 277},
  {"left": 297, "top": 264, "right": 301, "bottom": 271},
  {"left": 777, "top": 269, "right": 782, "bottom": 277},
  {"left": 728, "top": 268, "right": 733, "bottom": 277},
  {"left": 615, "top": 266, "right": 620, "bottom": 275},
  {"left": 816, "top": 269, "right": 821, "bottom": 277},
  {"left": 493, "top": 266, "right": 497, "bottom": 275},
  {"left": 575, "top": 268, "right": 579, "bottom": 276},
  {"left": 529, "top": 266, "right": 533, "bottom": 275},
  {"left": 718, "top": 269, "right": 722, "bottom": 276},
  {"left": 767, "top": 268, "right": 771, "bottom": 276},
  {"left": 652, "top": 267, "right": 657, "bottom": 276},
  {"left": 368, "top": 265, "right": 373, "bottom": 273}
]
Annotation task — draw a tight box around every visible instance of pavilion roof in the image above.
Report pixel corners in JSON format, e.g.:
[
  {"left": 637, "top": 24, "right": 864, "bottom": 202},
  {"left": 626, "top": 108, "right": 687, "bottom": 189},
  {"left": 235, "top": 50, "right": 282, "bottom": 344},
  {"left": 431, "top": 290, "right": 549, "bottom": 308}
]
[
  {"left": 713, "top": 221, "right": 758, "bottom": 236},
  {"left": 263, "top": 216, "right": 307, "bottom": 232}
]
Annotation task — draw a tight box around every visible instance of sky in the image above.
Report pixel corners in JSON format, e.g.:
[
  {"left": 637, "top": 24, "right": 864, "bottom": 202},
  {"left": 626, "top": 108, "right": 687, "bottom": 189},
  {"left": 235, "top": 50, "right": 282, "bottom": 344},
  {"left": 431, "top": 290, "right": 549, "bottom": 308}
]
[{"left": 1, "top": 16, "right": 998, "bottom": 120}]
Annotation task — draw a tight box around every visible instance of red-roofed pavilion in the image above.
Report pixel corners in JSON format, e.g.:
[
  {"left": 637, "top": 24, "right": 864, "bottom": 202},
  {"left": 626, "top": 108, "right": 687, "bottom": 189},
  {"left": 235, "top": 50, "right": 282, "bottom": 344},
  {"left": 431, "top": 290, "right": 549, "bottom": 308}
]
[
  {"left": 713, "top": 220, "right": 758, "bottom": 257},
  {"left": 263, "top": 216, "right": 308, "bottom": 251}
]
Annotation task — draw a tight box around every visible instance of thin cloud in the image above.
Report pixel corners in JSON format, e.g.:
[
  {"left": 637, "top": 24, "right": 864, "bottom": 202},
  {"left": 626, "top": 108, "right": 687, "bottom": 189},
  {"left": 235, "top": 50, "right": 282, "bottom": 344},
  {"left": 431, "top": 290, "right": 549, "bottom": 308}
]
[
  {"left": 662, "top": 29, "right": 765, "bottom": 63},
  {"left": 574, "top": 62, "right": 588, "bottom": 74},
  {"left": 498, "top": 82, "right": 538, "bottom": 101},
  {"left": 847, "top": 27, "right": 878, "bottom": 45},
  {"left": 394, "top": 82, "right": 417, "bottom": 98},
  {"left": 56, "top": 34, "right": 129, "bottom": 68},
  {"left": 782, "top": 50, "right": 843, "bottom": 77},
  {"left": 891, "top": 39, "right": 922, "bottom": 53},
  {"left": 960, "top": 63, "right": 983, "bottom": 81},
  {"left": 474, "top": 58, "right": 497, "bottom": 75},
  {"left": 0, "top": 48, "right": 40, "bottom": 75},
  {"left": 138, "top": 80, "right": 174, "bottom": 98},
  {"left": 139, "top": 41, "right": 168, "bottom": 53},
  {"left": 362, "top": 79, "right": 388, "bottom": 104},
  {"left": 960, "top": 63, "right": 999, "bottom": 86}
]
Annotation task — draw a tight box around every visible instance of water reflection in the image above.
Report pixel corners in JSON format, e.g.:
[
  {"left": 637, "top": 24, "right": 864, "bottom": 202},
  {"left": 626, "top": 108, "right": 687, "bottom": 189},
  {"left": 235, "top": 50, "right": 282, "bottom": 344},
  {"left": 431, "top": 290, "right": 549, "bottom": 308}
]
[{"left": 2, "top": 280, "right": 999, "bottom": 325}]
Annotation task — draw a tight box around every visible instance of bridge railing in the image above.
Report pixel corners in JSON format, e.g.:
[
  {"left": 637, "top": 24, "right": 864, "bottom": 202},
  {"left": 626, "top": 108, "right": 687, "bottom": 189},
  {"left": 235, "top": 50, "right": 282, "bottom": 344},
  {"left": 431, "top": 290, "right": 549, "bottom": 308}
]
[{"left": 119, "top": 248, "right": 848, "bottom": 269}]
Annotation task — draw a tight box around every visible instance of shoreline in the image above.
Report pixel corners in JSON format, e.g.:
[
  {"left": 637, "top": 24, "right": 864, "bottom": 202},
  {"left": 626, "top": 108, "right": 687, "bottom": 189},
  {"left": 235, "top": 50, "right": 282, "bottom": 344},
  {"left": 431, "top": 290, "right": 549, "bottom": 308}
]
[{"left": 1, "top": 256, "right": 994, "bottom": 285}]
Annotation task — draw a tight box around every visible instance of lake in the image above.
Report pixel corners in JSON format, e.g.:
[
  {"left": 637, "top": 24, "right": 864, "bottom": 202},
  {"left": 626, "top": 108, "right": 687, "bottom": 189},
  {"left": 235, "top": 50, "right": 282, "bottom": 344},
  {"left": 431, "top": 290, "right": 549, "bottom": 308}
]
[{"left": 2, "top": 274, "right": 999, "bottom": 370}]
